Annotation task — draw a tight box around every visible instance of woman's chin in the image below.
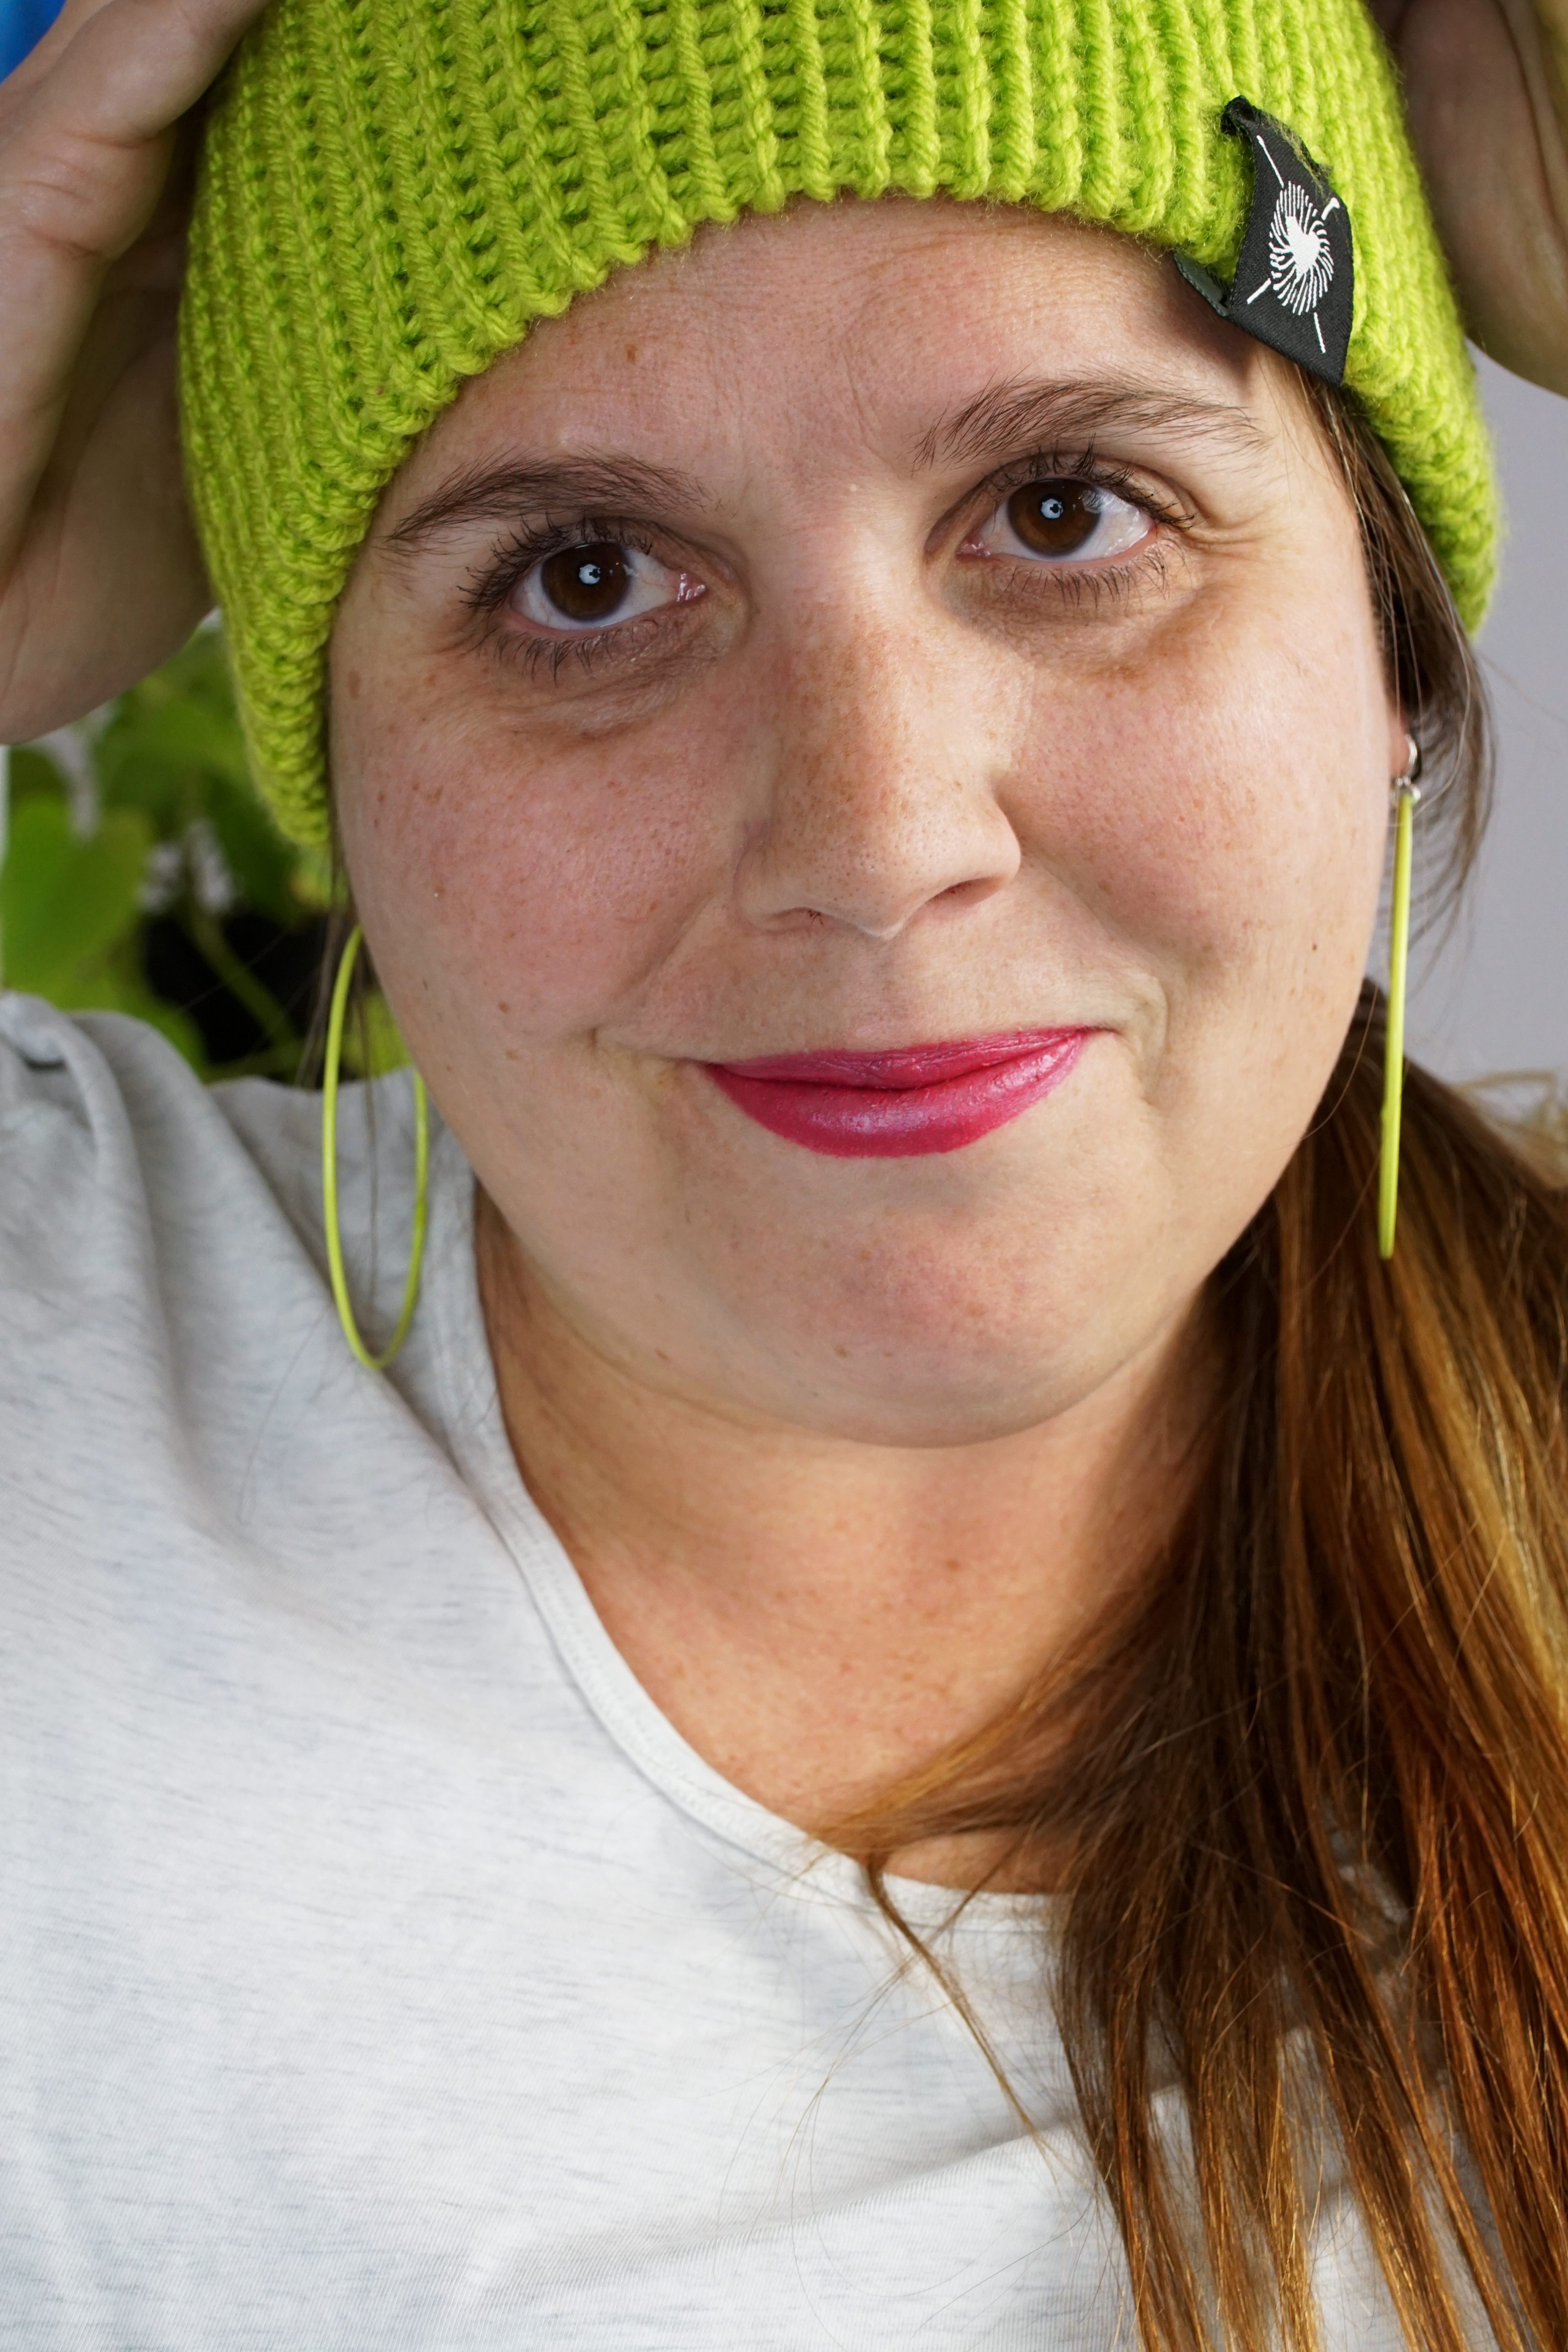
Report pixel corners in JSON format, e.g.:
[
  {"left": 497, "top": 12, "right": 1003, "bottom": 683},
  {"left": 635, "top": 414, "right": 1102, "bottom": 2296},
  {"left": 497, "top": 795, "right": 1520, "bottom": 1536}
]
[
  {"left": 692, "top": 1280, "right": 1159, "bottom": 1451},
  {"left": 604, "top": 1174, "right": 1195, "bottom": 1445}
]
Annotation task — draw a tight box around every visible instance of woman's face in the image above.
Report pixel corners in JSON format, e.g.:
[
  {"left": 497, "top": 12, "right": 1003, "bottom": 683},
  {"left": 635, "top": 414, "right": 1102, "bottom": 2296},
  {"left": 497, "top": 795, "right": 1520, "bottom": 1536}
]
[{"left": 332, "top": 198, "right": 1403, "bottom": 1448}]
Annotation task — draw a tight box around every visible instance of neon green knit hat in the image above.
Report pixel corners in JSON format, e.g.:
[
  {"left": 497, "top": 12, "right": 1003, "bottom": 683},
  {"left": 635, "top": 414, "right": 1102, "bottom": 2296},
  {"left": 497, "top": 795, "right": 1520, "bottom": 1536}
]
[{"left": 180, "top": 0, "right": 1497, "bottom": 847}]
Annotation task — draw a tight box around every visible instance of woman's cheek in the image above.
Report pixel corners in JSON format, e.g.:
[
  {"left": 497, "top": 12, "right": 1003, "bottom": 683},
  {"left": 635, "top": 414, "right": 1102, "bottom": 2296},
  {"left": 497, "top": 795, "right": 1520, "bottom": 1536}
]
[
  {"left": 1025, "top": 620, "right": 1386, "bottom": 1190},
  {"left": 337, "top": 689, "right": 732, "bottom": 1045},
  {"left": 1064, "top": 591, "right": 1386, "bottom": 970}
]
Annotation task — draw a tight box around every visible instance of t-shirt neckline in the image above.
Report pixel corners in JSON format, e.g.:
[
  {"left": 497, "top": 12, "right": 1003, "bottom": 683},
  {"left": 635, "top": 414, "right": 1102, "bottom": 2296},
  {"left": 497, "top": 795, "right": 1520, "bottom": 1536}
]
[{"left": 424, "top": 1139, "right": 1051, "bottom": 1937}]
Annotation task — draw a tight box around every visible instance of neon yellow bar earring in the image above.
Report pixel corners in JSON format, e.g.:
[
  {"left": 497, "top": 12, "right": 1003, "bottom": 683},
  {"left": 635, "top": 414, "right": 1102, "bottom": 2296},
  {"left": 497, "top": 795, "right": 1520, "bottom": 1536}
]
[
  {"left": 1378, "top": 735, "right": 1422, "bottom": 1261},
  {"left": 321, "top": 923, "right": 430, "bottom": 1368}
]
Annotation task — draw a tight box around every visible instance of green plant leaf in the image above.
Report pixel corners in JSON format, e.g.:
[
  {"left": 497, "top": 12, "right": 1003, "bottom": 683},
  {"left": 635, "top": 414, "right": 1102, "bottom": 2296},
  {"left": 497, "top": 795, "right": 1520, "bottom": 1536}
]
[
  {"left": 6, "top": 745, "right": 70, "bottom": 807},
  {"left": 104, "top": 694, "right": 252, "bottom": 789},
  {"left": 7, "top": 622, "right": 333, "bottom": 1088},
  {"left": 92, "top": 745, "right": 199, "bottom": 836},
  {"left": 1, "top": 799, "right": 152, "bottom": 994}
]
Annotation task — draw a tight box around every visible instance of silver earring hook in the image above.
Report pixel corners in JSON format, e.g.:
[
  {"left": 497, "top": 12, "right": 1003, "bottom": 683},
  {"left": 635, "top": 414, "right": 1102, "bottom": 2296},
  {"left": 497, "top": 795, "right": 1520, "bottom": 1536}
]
[{"left": 1392, "top": 732, "right": 1423, "bottom": 809}]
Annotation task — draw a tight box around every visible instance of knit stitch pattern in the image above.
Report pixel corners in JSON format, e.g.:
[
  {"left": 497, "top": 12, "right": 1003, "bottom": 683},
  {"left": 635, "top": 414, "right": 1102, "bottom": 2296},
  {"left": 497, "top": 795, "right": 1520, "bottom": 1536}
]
[{"left": 181, "top": 0, "right": 1498, "bottom": 844}]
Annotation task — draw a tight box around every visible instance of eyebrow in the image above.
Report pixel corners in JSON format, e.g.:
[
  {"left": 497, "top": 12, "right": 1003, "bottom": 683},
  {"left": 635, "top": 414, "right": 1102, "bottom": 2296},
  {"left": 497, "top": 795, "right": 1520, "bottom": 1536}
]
[
  {"left": 914, "top": 378, "right": 1268, "bottom": 471},
  {"left": 383, "top": 455, "right": 708, "bottom": 554},
  {"left": 381, "top": 378, "right": 1263, "bottom": 557}
]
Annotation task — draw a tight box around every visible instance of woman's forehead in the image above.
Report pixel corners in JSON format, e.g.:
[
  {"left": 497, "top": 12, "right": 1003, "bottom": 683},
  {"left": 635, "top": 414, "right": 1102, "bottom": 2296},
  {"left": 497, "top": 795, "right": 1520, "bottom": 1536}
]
[{"left": 388, "top": 198, "right": 1278, "bottom": 511}]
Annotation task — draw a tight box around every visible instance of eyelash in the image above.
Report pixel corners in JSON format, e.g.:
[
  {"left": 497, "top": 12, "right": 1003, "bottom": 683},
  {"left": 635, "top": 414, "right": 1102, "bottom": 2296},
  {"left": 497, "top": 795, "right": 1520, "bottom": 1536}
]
[
  {"left": 464, "top": 451, "right": 1186, "bottom": 676},
  {"left": 964, "top": 447, "right": 1186, "bottom": 608},
  {"left": 463, "top": 518, "right": 660, "bottom": 614},
  {"left": 983, "top": 445, "right": 1186, "bottom": 533},
  {"left": 462, "top": 518, "right": 670, "bottom": 680}
]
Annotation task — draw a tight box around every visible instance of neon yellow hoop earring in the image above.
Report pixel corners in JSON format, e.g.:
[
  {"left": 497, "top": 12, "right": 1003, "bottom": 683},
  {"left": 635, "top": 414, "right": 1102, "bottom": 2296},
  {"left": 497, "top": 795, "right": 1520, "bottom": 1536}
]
[
  {"left": 321, "top": 924, "right": 430, "bottom": 1369},
  {"left": 1378, "top": 736, "right": 1422, "bottom": 1262}
]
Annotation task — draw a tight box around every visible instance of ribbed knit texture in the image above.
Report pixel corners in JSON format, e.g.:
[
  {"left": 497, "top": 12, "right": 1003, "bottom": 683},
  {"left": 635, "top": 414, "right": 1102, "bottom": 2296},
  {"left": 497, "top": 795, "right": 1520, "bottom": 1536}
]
[{"left": 181, "top": 0, "right": 1498, "bottom": 845}]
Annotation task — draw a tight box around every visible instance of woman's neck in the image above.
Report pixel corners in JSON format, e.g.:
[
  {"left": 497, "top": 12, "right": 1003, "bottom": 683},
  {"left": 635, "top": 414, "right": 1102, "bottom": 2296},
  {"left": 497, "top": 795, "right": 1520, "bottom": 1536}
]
[{"left": 476, "top": 1187, "right": 1209, "bottom": 1883}]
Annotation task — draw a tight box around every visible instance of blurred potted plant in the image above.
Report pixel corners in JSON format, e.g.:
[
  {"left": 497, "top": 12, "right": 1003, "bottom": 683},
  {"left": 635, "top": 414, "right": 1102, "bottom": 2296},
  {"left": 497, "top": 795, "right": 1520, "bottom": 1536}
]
[{"left": 0, "top": 623, "right": 401, "bottom": 1083}]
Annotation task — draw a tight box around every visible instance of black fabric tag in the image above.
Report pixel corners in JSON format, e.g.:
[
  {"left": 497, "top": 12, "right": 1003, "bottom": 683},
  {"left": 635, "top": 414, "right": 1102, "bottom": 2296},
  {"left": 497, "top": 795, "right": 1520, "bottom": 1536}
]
[{"left": 1175, "top": 98, "right": 1354, "bottom": 386}]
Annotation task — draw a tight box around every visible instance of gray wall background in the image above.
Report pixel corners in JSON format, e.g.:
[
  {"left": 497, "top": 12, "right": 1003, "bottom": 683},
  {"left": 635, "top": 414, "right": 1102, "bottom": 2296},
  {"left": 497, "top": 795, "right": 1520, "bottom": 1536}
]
[{"left": 1407, "top": 356, "right": 1568, "bottom": 1083}]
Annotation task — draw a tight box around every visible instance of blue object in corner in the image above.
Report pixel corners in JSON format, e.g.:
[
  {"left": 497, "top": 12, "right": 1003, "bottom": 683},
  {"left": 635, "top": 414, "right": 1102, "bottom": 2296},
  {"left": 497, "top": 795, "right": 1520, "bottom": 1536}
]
[{"left": 2, "top": 0, "right": 67, "bottom": 80}]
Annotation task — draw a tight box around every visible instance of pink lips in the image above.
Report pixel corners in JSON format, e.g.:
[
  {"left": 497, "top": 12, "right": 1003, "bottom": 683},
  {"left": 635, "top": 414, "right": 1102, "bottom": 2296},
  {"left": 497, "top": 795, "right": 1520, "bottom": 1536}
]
[{"left": 705, "top": 1030, "right": 1091, "bottom": 1157}]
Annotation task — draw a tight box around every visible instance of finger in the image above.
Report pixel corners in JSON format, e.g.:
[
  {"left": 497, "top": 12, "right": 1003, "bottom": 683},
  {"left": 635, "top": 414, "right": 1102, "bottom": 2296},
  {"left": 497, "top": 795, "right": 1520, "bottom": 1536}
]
[
  {"left": 3, "top": 0, "right": 129, "bottom": 92},
  {"left": 1516, "top": 0, "right": 1568, "bottom": 123},
  {"left": 0, "top": 0, "right": 268, "bottom": 570},
  {"left": 1, "top": 0, "right": 271, "bottom": 166}
]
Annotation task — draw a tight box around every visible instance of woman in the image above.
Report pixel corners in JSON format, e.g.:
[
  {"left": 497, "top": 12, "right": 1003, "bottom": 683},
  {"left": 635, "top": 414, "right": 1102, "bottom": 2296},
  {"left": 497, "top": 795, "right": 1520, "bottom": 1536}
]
[{"left": 1, "top": 0, "right": 1566, "bottom": 2344}]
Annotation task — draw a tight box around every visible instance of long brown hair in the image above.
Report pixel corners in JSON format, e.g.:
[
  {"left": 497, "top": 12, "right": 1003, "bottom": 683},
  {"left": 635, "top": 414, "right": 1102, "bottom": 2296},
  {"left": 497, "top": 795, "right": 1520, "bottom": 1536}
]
[{"left": 828, "top": 382, "right": 1568, "bottom": 2351}]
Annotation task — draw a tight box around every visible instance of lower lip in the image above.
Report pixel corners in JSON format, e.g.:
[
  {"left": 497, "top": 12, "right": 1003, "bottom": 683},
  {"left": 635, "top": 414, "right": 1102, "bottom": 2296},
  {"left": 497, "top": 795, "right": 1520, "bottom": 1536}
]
[{"left": 704, "top": 1031, "right": 1091, "bottom": 1158}]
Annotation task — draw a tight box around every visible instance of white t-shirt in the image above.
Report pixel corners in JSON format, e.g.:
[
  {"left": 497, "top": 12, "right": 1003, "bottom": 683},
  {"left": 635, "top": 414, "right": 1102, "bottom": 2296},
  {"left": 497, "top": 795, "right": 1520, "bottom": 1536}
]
[{"left": 0, "top": 993, "right": 1429, "bottom": 2347}]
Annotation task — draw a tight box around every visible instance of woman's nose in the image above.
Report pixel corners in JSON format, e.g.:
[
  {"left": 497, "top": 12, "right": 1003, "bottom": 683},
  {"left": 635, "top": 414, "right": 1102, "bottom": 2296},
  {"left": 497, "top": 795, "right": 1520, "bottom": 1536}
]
[{"left": 732, "top": 614, "right": 1022, "bottom": 942}]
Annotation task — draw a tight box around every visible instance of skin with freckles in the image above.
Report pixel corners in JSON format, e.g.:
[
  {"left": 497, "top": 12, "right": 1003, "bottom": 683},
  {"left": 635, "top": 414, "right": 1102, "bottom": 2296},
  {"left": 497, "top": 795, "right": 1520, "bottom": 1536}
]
[{"left": 330, "top": 198, "right": 1408, "bottom": 1867}]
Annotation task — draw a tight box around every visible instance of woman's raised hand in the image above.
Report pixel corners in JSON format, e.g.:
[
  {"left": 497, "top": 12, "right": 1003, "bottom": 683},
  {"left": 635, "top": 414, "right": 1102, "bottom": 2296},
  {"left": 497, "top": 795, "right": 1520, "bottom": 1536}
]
[
  {"left": 0, "top": 0, "right": 268, "bottom": 744},
  {"left": 1370, "top": 0, "right": 1568, "bottom": 392}
]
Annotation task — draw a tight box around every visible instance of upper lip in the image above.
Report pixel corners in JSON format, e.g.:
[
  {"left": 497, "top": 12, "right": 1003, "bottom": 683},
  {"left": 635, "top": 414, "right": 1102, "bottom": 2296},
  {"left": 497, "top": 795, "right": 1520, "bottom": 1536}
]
[{"left": 707, "top": 1030, "right": 1088, "bottom": 1088}]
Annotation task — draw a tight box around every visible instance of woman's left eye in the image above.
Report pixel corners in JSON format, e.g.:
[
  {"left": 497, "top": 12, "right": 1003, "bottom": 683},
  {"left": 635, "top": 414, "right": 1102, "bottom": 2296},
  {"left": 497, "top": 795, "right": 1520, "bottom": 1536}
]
[
  {"left": 508, "top": 541, "right": 700, "bottom": 632},
  {"left": 964, "top": 477, "right": 1154, "bottom": 567}
]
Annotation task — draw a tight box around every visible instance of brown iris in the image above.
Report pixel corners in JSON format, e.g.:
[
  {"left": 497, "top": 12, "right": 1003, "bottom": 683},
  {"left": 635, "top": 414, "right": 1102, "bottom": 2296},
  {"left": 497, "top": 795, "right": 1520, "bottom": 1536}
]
[
  {"left": 538, "top": 543, "right": 631, "bottom": 622},
  {"left": 1005, "top": 480, "right": 1102, "bottom": 558}
]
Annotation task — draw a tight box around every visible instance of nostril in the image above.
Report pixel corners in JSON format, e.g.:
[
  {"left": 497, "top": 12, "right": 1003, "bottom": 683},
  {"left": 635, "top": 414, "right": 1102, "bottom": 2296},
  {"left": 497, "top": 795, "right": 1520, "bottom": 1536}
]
[
  {"left": 733, "top": 728, "right": 1024, "bottom": 938},
  {"left": 936, "top": 873, "right": 1009, "bottom": 911}
]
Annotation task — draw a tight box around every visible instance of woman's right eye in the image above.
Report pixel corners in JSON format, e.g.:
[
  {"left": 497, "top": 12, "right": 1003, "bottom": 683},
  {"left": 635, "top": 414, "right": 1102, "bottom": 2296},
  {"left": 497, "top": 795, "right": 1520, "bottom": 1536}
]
[
  {"left": 963, "top": 477, "right": 1155, "bottom": 568},
  {"left": 508, "top": 540, "right": 701, "bottom": 633}
]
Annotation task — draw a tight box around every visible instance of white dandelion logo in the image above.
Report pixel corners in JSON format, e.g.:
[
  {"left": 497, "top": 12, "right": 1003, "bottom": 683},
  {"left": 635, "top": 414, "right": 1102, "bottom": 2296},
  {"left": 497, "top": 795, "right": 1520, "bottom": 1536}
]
[
  {"left": 1242, "top": 133, "right": 1342, "bottom": 353},
  {"left": 1267, "top": 181, "right": 1333, "bottom": 313}
]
